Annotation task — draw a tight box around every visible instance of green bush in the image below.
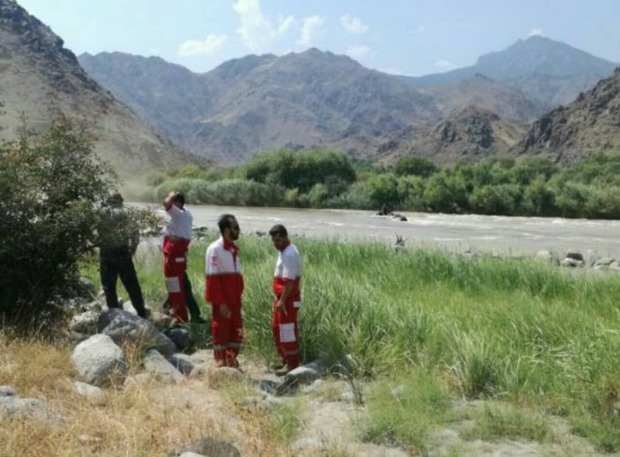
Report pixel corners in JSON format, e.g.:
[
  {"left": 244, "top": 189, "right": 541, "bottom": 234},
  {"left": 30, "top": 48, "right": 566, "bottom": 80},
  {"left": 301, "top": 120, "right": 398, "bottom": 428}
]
[
  {"left": 243, "top": 148, "right": 356, "bottom": 192},
  {"left": 0, "top": 118, "right": 115, "bottom": 327},
  {"left": 394, "top": 155, "right": 438, "bottom": 177}
]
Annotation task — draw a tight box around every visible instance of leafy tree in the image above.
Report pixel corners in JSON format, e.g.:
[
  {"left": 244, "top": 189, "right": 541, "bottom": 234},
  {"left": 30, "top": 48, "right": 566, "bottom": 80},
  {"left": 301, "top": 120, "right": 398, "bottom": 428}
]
[
  {"left": 368, "top": 173, "right": 400, "bottom": 207},
  {"left": 244, "top": 148, "right": 356, "bottom": 192}
]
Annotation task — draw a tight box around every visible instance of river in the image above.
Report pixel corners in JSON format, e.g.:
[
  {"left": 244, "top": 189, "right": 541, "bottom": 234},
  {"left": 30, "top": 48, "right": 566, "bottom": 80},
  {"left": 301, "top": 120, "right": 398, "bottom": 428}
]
[{"left": 142, "top": 204, "right": 620, "bottom": 257}]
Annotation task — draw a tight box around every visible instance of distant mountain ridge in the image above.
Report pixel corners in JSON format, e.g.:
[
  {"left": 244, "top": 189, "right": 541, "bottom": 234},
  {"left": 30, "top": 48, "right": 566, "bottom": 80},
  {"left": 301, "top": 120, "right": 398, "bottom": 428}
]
[
  {"left": 402, "top": 36, "right": 617, "bottom": 109},
  {"left": 405, "top": 36, "right": 616, "bottom": 86},
  {"left": 78, "top": 34, "right": 620, "bottom": 166},
  {"left": 81, "top": 49, "right": 441, "bottom": 164},
  {"left": 418, "top": 74, "right": 544, "bottom": 123},
  {"left": 0, "top": 0, "right": 190, "bottom": 178}
]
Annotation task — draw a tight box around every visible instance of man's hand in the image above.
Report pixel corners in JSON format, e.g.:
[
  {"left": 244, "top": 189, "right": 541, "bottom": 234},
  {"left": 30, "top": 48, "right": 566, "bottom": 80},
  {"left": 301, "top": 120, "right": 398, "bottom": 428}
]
[
  {"left": 275, "top": 299, "right": 287, "bottom": 315},
  {"left": 164, "top": 191, "right": 178, "bottom": 210},
  {"left": 219, "top": 303, "right": 231, "bottom": 319}
]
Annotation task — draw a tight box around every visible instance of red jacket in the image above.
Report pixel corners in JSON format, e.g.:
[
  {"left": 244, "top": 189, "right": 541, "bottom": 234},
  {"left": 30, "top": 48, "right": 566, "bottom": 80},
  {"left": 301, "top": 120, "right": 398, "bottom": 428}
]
[{"left": 205, "top": 237, "right": 244, "bottom": 307}]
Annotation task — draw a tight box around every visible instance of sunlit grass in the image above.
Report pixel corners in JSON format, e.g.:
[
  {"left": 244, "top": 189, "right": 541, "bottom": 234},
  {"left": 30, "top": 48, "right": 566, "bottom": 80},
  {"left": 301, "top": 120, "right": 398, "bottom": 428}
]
[{"left": 78, "top": 234, "right": 620, "bottom": 451}]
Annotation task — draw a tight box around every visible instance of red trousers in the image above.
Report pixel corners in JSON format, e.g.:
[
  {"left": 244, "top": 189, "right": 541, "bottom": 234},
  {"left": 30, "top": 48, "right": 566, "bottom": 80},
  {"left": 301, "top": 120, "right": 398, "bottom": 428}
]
[
  {"left": 211, "top": 303, "right": 243, "bottom": 366},
  {"left": 272, "top": 299, "right": 300, "bottom": 369},
  {"left": 163, "top": 237, "right": 190, "bottom": 323}
]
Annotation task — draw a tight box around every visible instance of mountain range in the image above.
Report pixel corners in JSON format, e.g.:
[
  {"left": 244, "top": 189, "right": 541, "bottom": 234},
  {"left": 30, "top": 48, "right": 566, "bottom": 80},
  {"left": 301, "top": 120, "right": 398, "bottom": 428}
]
[
  {"left": 0, "top": 0, "right": 190, "bottom": 178},
  {"left": 79, "top": 35, "right": 618, "bottom": 165}
]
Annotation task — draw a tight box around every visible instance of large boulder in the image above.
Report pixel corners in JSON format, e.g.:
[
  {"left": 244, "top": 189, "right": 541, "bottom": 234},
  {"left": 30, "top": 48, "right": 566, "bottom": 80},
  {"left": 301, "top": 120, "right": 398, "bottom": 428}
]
[
  {"left": 97, "top": 309, "right": 176, "bottom": 357},
  {"left": 71, "top": 334, "right": 127, "bottom": 386}
]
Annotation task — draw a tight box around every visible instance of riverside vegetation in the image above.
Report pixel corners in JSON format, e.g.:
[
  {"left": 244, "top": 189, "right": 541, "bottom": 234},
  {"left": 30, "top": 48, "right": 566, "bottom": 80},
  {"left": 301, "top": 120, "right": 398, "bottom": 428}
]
[{"left": 142, "top": 148, "right": 620, "bottom": 219}]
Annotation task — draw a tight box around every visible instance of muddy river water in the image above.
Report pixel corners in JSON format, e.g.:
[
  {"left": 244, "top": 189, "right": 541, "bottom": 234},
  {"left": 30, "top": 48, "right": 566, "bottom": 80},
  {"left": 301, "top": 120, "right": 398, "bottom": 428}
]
[{"left": 141, "top": 204, "right": 620, "bottom": 257}]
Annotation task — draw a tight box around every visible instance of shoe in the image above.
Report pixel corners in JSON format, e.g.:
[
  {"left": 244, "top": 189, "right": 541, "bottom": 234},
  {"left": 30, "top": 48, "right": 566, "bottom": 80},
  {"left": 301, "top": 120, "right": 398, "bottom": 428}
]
[
  {"left": 138, "top": 309, "right": 152, "bottom": 320},
  {"left": 190, "top": 315, "right": 207, "bottom": 324}
]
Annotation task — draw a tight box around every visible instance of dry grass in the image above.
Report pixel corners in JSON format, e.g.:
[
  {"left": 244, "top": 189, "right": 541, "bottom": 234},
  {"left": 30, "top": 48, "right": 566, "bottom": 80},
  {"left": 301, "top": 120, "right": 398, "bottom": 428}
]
[{"left": 0, "top": 334, "right": 300, "bottom": 457}]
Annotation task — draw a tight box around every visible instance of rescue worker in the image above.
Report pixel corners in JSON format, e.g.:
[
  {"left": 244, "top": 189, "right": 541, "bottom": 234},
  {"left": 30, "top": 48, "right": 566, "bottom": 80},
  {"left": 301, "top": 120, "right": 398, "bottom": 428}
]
[
  {"left": 269, "top": 224, "right": 302, "bottom": 375},
  {"left": 98, "top": 192, "right": 150, "bottom": 318},
  {"left": 205, "top": 214, "right": 244, "bottom": 368},
  {"left": 162, "top": 191, "right": 193, "bottom": 324},
  {"left": 161, "top": 273, "right": 206, "bottom": 323}
]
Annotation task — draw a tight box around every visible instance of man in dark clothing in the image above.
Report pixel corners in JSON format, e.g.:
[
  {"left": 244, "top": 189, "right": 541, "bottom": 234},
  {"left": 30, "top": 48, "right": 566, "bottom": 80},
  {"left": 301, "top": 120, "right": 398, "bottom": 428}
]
[{"left": 98, "top": 193, "right": 150, "bottom": 319}]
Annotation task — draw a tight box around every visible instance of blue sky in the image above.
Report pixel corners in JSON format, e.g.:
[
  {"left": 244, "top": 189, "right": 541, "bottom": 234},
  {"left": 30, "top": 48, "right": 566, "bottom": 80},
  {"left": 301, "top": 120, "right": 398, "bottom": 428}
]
[{"left": 16, "top": 0, "right": 620, "bottom": 75}]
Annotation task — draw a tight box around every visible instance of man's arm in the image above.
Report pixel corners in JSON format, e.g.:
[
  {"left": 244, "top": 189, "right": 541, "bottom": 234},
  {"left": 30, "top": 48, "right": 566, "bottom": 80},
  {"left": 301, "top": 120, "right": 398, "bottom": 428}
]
[
  {"left": 276, "top": 280, "right": 295, "bottom": 313},
  {"left": 163, "top": 191, "right": 177, "bottom": 211},
  {"left": 205, "top": 246, "right": 231, "bottom": 318},
  {"left": 276, "top": 250, "right": 300, "bottom": 312}
]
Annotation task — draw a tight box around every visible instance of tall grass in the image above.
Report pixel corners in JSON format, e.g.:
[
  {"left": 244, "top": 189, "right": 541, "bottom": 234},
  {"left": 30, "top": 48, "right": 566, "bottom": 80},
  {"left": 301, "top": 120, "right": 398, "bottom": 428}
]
[{"left": 84, "top": 235, "right": 620, "bottom": 451}]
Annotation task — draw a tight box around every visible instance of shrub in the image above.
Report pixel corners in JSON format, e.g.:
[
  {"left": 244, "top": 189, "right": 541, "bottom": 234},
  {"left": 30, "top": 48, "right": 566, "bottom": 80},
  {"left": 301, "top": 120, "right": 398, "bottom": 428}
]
[
  {"left": 394, "top": 155, "right": 438, "bottom": 177},
  {"left": 0, "top": 117, "right": 115, "bottom": 327}
]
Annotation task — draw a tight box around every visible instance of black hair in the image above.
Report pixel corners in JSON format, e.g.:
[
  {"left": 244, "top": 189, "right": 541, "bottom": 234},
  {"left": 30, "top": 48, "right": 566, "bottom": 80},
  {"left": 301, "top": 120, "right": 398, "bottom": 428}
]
[
  {"left": 172, "top": 192, "right": 185, "bottom": 207},
  {"left": 218, "top": 214, "right": 237, "bottom": 233},
  {"left": 269, "top": 224, "right": 288, "bottom": 238}
]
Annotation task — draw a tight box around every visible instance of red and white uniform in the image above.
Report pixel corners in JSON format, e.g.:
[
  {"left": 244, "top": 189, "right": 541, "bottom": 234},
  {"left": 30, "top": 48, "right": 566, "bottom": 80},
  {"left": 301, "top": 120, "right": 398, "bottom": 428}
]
[
  {"left": 272, "top": 243, "right": 302, "bottom": 369},
  {"left": 162, "top": 205, "right": 193, "bottom": 323},
  {"left": 205, "top": 237, "right": 244, "bottom": 366}
]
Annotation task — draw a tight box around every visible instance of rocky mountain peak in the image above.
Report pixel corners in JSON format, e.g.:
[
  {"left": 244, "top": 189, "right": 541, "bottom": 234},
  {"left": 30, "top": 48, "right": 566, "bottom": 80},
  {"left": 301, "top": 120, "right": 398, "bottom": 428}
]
[
  {"left": 0, "top": 0, "right": 96, "bottom": 93},
  {"left": 0, "top": 0, "right": 190, "bottom": 178},
  {"left": 1, "top": 0, "right": 74, "bottom": 62}
]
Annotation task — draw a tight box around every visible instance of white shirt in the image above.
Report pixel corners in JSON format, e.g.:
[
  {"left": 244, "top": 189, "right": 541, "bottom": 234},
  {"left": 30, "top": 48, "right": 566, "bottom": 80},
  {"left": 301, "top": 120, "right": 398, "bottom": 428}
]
[
  {"left": 274, "top": 244, "right": 302, "bottom": 279},
  {"left": 164, "top": 205, "right": 193, "bottom": 240}
]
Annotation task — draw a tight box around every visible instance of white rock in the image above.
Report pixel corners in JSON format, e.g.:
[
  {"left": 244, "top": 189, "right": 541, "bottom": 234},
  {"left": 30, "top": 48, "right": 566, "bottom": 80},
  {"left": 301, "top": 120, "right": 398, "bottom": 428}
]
[{"left": 71, "top": 334, "right": 127, "bottom": 386}]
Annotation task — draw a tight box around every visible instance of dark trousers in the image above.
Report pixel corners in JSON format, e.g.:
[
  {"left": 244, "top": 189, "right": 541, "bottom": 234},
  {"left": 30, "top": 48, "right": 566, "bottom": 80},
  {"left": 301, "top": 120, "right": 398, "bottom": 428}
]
[
  {"left": 100, "top": 255, "right": 147, "bottom": 317},
  {"left": 163, "top": 272, "right": 203, "bottom": 319}
]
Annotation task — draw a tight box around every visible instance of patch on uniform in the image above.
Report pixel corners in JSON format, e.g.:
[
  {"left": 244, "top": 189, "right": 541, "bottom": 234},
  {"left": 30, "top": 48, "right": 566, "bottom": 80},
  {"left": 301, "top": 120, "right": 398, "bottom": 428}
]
[
  {"left": 175, "top": 257, "right": 185, "bottom": 263},
  {"left": 165, "top": 277, "right": 181, "bottom": 293},
  {"left": 210, "top": 255, "right": 218, "bottom": 266},
  {"left": 279, "top": 323, "right": 296, "bottom": 343}
]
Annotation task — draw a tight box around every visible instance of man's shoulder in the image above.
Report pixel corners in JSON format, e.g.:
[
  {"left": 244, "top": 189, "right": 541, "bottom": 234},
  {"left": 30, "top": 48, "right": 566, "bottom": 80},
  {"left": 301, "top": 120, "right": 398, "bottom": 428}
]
[
  {"left": 283, "top": 244, "right": 300, "bottom": 257},
  {"left": 207, "top": 238, "right": 223, "bottom": 252}
]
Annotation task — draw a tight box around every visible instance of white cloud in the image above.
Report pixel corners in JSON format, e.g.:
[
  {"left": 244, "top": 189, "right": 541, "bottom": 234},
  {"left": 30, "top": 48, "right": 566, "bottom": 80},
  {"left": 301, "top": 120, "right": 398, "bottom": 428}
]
[
  {"left": 340, "top": 15, "right": 369, "bottom": 35},
  {"left": 233, "top": 0, "right": 295, "bottom": 52},
  {"left": 298, "top": 15, "right": 325, "bottom": 47},
  {"left": 346, "top": 45, "right": 374, "bottom": 61},
  {"left": 434, "top": 60, "right": 453, "bottom": 68},
  {"left": 529, "top": 28, "right": 544, "bottom": 37},
  {"left": 412, "top": 25, "right": 426, "bottom": 34},
  {"left": 276, "top": 14, "right": 295, "bottom": 35},
  {"left": 178, "top": 34, "right": 228, "bottom": 56}
]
